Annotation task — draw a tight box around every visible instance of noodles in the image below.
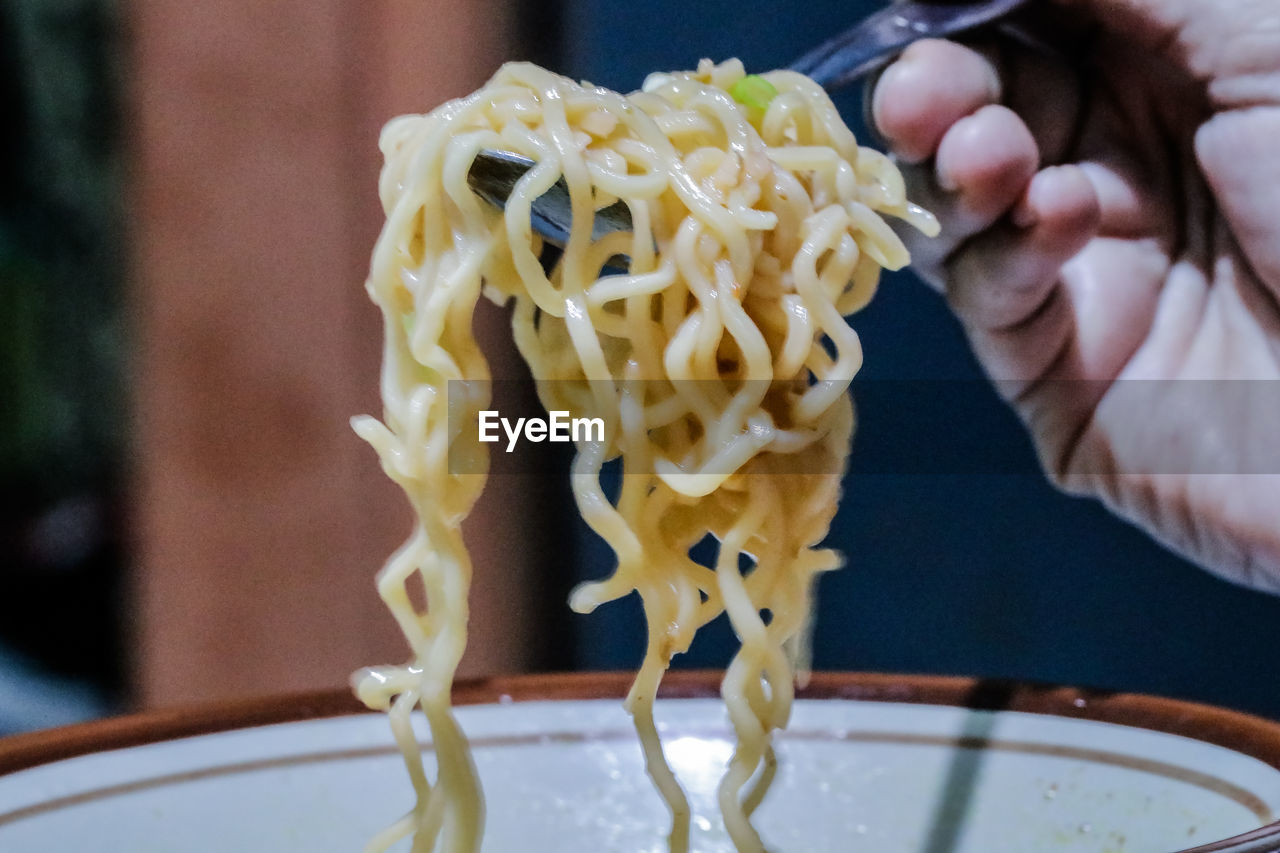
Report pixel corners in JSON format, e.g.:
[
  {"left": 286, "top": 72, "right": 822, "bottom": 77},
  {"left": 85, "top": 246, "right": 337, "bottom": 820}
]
[{"left": 351, "top": 59, "right": 937, "bottom": 853}]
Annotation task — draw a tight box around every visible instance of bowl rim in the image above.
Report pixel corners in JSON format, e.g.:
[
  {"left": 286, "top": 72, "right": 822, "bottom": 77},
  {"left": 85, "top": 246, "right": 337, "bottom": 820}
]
[{"left": 2, "top": 670, "right": 1279, "bottom": 853}]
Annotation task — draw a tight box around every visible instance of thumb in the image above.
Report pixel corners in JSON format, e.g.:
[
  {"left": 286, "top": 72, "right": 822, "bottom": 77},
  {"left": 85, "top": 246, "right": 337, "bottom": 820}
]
[
  {"left": 1197, "top": 109, "right": 1280, "bottom": 291},
  {"left": 1055, "top": 0, "right": 1273, "bottom": 83},
  {"left": 1054, "top": 0, "right": 1280, "bottom": 289}
]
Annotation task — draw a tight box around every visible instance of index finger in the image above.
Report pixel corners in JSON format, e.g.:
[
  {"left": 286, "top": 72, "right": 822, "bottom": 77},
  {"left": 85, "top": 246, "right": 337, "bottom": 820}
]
[{"left": 871, "top": 39, "right": 1002, "bottom": 163}]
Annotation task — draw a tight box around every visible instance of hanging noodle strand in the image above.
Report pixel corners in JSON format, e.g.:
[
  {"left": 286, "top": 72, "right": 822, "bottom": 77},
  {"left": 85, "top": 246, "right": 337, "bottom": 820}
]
[{"left": 352, "top": 59, "right": 937, "bottom": 853}]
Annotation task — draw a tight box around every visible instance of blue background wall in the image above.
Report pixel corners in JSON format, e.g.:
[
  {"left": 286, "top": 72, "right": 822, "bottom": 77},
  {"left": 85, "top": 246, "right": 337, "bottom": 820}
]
[{"left": 544, "top": 0, "right": 1280, "bottom": 719}]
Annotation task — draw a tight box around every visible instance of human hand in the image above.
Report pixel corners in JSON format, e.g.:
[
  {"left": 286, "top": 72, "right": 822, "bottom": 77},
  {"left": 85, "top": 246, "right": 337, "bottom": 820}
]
[{"left": 869, "top": 1, "right": 1280, "bottom": 590}]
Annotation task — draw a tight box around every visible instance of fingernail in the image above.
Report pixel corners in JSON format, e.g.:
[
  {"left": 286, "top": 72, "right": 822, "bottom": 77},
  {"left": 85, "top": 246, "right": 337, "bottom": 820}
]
[
  {"left": 936, "top": 164, "right": 958, "bottom": 193},
  {"left": 1012, "top": 198, "right": 1038, "bottom": 229},
  {"left": 982, "top": 63, "right": 1003, "bottom": 104}
]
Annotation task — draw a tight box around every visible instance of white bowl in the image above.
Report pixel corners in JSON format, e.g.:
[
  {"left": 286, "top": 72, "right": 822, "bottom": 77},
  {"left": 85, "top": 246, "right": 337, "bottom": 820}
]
[{"left": 2, "top": 673, "right": 1279, "bottom": 852}]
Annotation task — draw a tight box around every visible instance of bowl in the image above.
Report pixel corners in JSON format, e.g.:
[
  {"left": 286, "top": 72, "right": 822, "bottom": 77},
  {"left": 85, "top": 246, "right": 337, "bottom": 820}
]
[{"left": 2, "top": 672, "right": 1279, "bottom": 852}]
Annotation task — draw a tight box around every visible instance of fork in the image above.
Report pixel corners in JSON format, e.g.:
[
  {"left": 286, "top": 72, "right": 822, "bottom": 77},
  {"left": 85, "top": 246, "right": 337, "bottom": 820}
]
[{"left": 466, "top": 0, "right": 1030, "bottom": 248}]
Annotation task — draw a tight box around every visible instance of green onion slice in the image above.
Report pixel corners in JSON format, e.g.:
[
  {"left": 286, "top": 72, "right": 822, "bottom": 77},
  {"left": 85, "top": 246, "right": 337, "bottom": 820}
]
[{"left": 730, "top": 75, "right": 779, "bottom": 111}]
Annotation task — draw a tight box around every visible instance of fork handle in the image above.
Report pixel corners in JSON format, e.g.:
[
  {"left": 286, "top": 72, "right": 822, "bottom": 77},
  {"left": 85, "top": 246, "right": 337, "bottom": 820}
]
[{"left": 789, "top": 0, "right": 1028, "bottom": 91}]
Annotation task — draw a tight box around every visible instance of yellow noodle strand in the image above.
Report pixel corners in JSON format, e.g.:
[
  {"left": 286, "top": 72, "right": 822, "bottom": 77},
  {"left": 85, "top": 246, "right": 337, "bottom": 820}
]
[{"left": 354, "top": 58, "right": 936, "bottom": 853}]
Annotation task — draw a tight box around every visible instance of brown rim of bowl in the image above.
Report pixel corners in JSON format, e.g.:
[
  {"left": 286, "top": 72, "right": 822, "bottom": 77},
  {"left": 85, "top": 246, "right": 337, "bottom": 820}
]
[{"left": 2, "top": 671, "right": 1280, "bottom": 852}]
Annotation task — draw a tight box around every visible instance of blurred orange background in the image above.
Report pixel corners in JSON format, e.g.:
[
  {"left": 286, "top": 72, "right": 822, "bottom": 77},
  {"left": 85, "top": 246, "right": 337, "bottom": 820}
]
[{"left": 130, "top": 0, "right": 548, "bottom": 707}]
